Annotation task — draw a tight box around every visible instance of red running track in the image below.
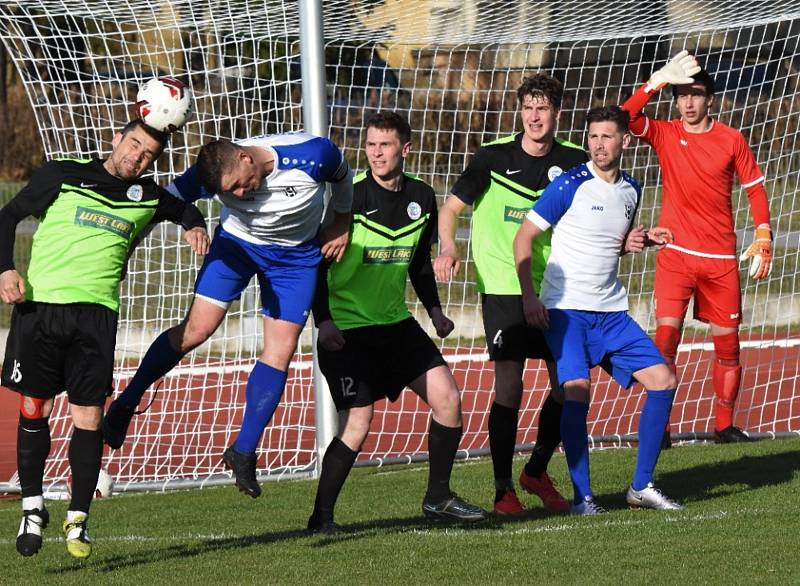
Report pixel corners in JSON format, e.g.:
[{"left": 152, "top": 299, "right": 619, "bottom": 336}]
[{"left": 0, "top": 338, "right": 797, "bottom": 486}]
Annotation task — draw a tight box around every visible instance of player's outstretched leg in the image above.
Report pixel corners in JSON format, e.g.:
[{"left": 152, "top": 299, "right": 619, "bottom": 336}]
[
  {"left": 16, "top": 404, "right": 51, "bottom": 556},
  {"left": 103, "top": 330, "right": 187, "bottom": 449},
  {"left": 308, "top": 437, "right": 359, "bottom": 534},
  {"left": 224, "top": 361, "right": 288, "bottom": 497},
  {"left": 519, "top": 388, "right": 569, "bottom": 513}
]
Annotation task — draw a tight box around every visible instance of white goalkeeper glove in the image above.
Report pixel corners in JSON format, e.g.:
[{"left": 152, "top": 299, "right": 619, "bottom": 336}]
[
  {"left": 645, "top": 50, "right": 702, "bottom": 93},
  {"left": 739, "top": 223, "right": 773, "bottom": 281}
]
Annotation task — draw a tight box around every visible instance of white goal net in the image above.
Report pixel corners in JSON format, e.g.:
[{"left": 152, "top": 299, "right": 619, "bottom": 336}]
[{"left": 0, "top": 0, "right": 798, "bottom": 492}]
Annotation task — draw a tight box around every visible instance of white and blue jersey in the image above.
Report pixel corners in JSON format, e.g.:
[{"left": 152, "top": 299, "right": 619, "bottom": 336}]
[
  {"left": 169, "top": 132, "right": 349, "bottom": 325},
  {"left": 526, "top": 161, "right": 663, "bottom": 386},
  {"left": 526, "top": 161, "right": 640, "bottom": 312},
  {"left": 170, "top": 132, "right": 349, "bottom": 247}
]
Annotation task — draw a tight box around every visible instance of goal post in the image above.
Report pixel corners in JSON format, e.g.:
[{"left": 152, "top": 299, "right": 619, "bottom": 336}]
[{"left": 0, "top": 0, "right": 798, "bottom": 493}]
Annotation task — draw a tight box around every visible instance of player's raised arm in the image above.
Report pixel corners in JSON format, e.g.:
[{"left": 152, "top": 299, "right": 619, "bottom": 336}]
[
  {"left": 434, "top": 195, "right": 467, "bottom": 282},
  {"left": 622, "top": 50, "right": 701, "bottom": 135}
]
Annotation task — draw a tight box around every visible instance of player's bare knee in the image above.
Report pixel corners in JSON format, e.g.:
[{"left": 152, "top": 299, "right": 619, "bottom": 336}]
[
  {"left": 340, "top": 414, "right": 370, "bottom": 450},
  {"left": 563, "top": 380, "right": 590, "bottom": 403},
  {"left": 70, "top": 404, "right": 102, "bottom": 430},
  {"left": 430, "top": 387, "right": 462, "bottom": 427},
  {"left": 178, "top": 320, "right": 214, "bottom": 351},
  {"left": 494, "top": 379, "right": 523, "bottom": 409}
]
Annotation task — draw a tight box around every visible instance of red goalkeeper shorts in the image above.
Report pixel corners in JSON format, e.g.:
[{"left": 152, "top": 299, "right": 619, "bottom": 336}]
[{"left": 654, "top": 246, "right": 742, "bottom": 327}]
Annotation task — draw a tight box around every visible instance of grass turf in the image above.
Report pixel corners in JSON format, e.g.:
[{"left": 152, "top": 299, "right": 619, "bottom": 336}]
[{"left": 0, "top": 437, "right": 798, "bottom": 584}]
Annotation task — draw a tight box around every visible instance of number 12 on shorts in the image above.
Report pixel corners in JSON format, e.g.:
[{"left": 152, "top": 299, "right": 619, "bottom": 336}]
[{"left": 340, "top": 377, "right": 355, "bottom": 397}]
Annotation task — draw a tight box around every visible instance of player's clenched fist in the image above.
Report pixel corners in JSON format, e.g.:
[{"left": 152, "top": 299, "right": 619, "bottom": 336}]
[
  {"left": 739, "top": 223, "right": 772, "bottom": 280},
  {"left": 429, "top": 306, "right": 455, "bottom": 338}
]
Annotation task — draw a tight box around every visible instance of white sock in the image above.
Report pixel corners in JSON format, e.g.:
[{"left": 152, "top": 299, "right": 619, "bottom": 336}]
[
  {"left": 66, "top": 509, "right": 88, "bottom": 522},
  {"left": 21, "top": 495, "right": 44, "bottom": 512},
  {"left": 65, "top": 510, "right": 90, "bottom": 541},
  {"left": 18, "top": 496, "right": 46, "bottom": 538}
]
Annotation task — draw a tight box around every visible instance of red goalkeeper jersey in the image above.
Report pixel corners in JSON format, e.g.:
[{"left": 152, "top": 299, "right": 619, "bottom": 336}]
[{"left": 623, "top": 87, "right": 769, "bottom": 256}]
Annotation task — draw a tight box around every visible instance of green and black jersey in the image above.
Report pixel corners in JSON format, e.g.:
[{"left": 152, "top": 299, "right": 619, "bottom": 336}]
[
  {"left": 0, "top": 158, "right": 205, "bottom": 312},
  {"left": 313, "top": 170, "right": 440, "bottom": 330},
  {"left": 451, "top": 133, "right": 588, "bottom": 294}
]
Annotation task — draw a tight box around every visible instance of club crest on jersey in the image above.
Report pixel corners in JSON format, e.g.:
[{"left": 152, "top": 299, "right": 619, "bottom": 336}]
[
  {"left": 547, "top": 166, "right": 564, "bottom": 182},
  {"left": 126, "top": 184, "right": 143, "bottom": 202},
  {"left": 407, "top": 201, "right": 422, "bottom": 220}
]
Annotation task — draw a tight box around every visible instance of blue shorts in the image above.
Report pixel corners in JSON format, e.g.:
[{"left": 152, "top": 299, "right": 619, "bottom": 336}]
[
  {"left": 542, "top": 309, "right": 665, "bottom": 389},
  {"left": 194, "top": 227, "right": 321, "bottom": 325}
]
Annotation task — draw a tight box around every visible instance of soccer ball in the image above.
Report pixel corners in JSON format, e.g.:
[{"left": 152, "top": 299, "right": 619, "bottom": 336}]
[
  {"left": 134, "top": 76, "right": 193, "bottom": 133},
  {"left": 66, "top": 468, "right": 115, "bottom": 499}
]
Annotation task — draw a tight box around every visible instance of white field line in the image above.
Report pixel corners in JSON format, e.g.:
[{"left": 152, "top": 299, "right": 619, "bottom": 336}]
[
  {"left": 114, "top": 338, "right": 799, "bottom": 378},
  {"left": 400, "top": 507, "right": 762, "bottom": 537},
  {"left": 0, "top": 508, "right": 762, "bottom": 545}
]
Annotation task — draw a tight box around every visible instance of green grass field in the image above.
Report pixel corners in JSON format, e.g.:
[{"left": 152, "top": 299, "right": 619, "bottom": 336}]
[{"left": 1, "top": 438, "right": 798, "bottom": 584}]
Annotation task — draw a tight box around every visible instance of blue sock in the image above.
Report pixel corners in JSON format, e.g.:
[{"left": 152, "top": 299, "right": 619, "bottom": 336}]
[
  {"left": 632, "top": 389, "right": 676, "bottom": 490},
  {"left": 561, "top": 400, "right": 591, "bottom": 505},
  {"left": 234, "top": 361, "right": 288, "bottom": 453},
  {"left": 117, "top": 331, "right": 186, "bottom": 408}
]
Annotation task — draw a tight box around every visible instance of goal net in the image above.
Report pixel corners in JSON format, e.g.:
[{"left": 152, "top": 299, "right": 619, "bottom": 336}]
[{"left": 0, "top": 0, "right": 797, "bottom": 492}]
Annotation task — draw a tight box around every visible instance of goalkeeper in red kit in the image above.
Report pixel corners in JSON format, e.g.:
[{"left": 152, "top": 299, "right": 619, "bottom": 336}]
[{"left": 622, "top": 51, "right": 772, "bottom": 444}]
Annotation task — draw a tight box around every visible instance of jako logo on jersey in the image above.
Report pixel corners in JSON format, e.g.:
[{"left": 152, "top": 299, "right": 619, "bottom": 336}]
[
  {"left": 503, "top": 206, "right": 528, "bottom": 224},
  {"left": 126, "top": 184, "right": 143, "bottom": 202},
  {"left": 592, "top": 205, "right": 604, "bottom": 212},
  {"left": 363, "top": 246, "right": 413, "bottom": 264},
  {"left": 75, "top": 207, "right": 134, "bottom": 238},
  {"left": 407, "top": 202, "right": 422, "bottom": 220},
  {"left": 10, "top": 360, "right": 22, "bottom": 383},
  {"left": 547, "top": 166, "right": 564, "bottom": 181},
  {"left": 285, "top": 186, "right": 297, "bottom": 197},
  {"left": 680, "top": 139, "right": 688, "bottom": 146},
  {"left": 624, "top": 203, "right": 633, "bottom": 219}
]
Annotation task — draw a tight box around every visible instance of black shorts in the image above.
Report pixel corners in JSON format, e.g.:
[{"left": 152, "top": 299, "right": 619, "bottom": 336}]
[
  {"left": 1, "top": 302, "right": 118, "bottom": 406},
  {"left": 481, "top": 294, "right": 553, "bottom": 362},
  {"left": 317, "top": 317, "right": 447, "bottom": 411}
]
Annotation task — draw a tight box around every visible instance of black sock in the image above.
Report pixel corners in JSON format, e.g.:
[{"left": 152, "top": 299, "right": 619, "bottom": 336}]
[
  {"left": 525, "top": 394, "right": 562, "bottom": 478},
  {"left": 311, "top": 437, "right": 358, "bottom": 523},
  {"left": 426, "top": 419, "right": 462, "bottom": 503},
  {"left": 68, "top": 428, "right": 103, "bottom": 513},
  {"left": 489, "top": 401, "right": 518, "bottom": 486},
  {"left": 17, "top": 415, "right": 50, "bottom": 498}
]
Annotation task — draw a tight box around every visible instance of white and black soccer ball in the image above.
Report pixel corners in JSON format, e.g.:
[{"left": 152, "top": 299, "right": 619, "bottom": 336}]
[
  {"left": 66, "top": 468, "right": 115, "bottom": 499},
  {"left": 134, "top": 76, "right": 193, "bottom": 133}
]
